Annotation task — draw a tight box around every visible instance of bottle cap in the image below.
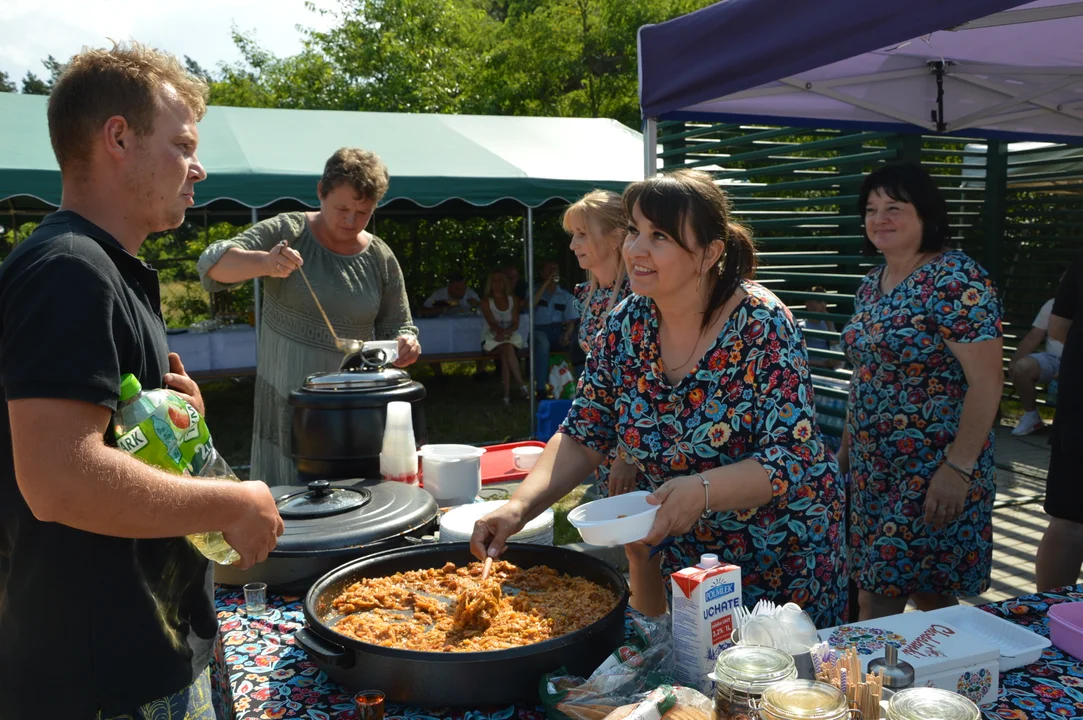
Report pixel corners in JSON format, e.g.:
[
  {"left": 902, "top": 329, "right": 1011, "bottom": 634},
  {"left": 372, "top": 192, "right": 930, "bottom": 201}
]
[
  {"left": 119, "top": 374, "right": 142, "bottom": 403},
  {"left": 698, "top": 553, "right": 721, "bottom": 569}
]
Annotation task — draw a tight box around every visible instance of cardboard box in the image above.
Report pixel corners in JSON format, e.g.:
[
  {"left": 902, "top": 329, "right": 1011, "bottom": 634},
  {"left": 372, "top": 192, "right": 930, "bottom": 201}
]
[{"left": 818, "top": 611, "right": 999, "bottom": 706}]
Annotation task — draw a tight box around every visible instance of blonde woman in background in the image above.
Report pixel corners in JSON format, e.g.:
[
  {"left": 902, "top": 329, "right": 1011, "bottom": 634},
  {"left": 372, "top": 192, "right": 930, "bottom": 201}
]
[
  {"left": 564, "top": 190, "right": 638, "bottom": 496},
  {"left": 480, "top": 268, "right": 528, "bottom": 405}
]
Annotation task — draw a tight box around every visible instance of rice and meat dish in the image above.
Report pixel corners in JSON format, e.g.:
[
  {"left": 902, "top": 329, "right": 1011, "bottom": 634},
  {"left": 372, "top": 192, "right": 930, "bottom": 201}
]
[{"left": 330, "top": 560, "right": 618, "bottom": 652}]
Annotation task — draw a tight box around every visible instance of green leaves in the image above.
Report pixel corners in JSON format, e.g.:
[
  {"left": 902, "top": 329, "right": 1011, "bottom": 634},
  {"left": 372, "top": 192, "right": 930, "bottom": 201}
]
[{"left": 203, "top": 0, "right": 716, "bottom": 127}]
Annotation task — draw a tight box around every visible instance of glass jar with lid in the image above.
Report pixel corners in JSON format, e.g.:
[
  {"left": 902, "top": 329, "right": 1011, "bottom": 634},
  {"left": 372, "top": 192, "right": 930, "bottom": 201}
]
[
  {"left": 885, "top": 688, "right": 979, "bottom": 720},
  {"left": 758, "top": 680, "right": 854, "bottom": 720},
  {"left": 712, "top": 645, "right": 797, "bottom": 720}
]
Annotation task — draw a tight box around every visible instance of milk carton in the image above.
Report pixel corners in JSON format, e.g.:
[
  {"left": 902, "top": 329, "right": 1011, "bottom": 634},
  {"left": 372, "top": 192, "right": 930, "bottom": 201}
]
[{"left": 670, "top": 554, "right": 742, "bottom": 694}]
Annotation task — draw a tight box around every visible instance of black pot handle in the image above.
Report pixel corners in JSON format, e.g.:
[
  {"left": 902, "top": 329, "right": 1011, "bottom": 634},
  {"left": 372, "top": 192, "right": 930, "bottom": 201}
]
[{"left": 294, "top": 627, "right": 355, "bottom": 669}]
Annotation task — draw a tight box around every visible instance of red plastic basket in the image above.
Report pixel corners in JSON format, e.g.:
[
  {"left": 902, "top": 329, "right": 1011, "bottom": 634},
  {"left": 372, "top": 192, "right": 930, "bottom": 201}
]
[{"left": 479, "top": 440, "right": 546, "bottom": 485}]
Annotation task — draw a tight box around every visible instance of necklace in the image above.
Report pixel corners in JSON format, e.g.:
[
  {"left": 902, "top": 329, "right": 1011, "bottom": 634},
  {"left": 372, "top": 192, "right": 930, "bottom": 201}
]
[
  {"left": 661, "top": 323, "right": 707, "bottom": 371},
  {"left": 881, "top": 251, "right": 930, "bottom": 293}
]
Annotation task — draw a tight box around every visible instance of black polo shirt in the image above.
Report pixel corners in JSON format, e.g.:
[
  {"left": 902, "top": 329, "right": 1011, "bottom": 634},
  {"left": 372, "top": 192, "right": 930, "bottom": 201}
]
[
  {"left": 1052, "top": 253, "right": 1083, "bottom": 448},
  {"left": 0, "top": 211, "right": 215, "bottom": 718}
]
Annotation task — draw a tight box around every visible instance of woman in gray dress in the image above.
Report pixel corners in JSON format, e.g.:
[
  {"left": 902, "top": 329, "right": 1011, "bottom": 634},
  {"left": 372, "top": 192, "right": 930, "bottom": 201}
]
[{"left": 198, "top": 148, "right": 420, "bottom": 486}]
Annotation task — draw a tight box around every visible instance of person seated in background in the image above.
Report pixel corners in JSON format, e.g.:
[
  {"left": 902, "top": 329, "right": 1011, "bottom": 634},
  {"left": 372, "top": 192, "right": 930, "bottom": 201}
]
[
  {"left": 418, "top": 271, "right": 481, "bottom": 317},
  {"left": 800, "top": 286, "right": 843, "bottom": 370},
  {"left": 1010, "top": 295, "right": 1063, "bottom": 436},
  {"left": 531, "top": 260, "right": 578, "bottom": 397},
  {"left": 502, "top": 263, "right": 528, "bottom": 304},
  {"left": 480, "top": 269, "right": 528, "bottom": 405}
]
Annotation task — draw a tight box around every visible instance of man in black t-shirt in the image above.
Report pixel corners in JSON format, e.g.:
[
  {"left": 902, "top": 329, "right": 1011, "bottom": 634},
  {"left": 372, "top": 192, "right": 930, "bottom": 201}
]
[
  {"left": 0, "top": 43, "right": 283, "bottom": 719},
  {"left": 1036, "top": 253, "right": 1083, "bottom": 592}
]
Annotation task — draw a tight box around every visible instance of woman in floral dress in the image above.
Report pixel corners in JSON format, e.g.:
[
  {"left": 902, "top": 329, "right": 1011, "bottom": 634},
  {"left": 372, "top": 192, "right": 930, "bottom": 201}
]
[
  {"left": 565, "top": 190, "right": 637, "bottom": 497},
  {"left": 839, "top": 164, "right": 1004, "bottom": 620},
  {"left": 473, "top": 170, "right": 847, "bottom": 627}
]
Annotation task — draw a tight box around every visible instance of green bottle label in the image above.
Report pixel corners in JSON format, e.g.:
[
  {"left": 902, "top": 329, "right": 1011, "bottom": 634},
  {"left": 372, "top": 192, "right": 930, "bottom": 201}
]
[{"left": 114, "top": 387, "right": 212, "bottom": 475}]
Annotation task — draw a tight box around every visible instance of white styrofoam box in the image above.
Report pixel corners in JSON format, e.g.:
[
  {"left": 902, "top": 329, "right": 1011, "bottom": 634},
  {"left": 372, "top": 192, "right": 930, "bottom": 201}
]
[
  {"left": 819, "top": 610, "right": 1000, "bottom": 705},
  {"left": 921, "top": 604, "right": 1052, "bottom": 672}
]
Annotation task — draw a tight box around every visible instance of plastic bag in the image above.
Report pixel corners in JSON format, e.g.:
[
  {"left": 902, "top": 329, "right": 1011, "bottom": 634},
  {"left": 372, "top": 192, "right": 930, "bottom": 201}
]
[
  {"left": 541, "top": 611, "right": 710, "bottom": 720},
  {"left": 549, "top": 360, "right": 576, "bottom": 400}
]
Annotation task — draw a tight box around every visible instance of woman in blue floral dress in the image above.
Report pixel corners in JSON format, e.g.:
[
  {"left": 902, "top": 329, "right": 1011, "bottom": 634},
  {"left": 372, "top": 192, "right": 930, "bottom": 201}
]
[
  {"left": 840, "top": 164, "right": 1004, "bottom": 620},
  {"left": 473, "top": 170, "right": 848, "bottom": 627},
  {"left": 565, "top": 190, "right": 637, "bottom": 497}
]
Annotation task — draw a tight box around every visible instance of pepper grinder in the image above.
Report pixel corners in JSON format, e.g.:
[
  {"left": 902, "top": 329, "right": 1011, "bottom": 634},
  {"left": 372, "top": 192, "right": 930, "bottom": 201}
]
[{"left": 867, "top": 643, "right": 915, "bottom": 690}]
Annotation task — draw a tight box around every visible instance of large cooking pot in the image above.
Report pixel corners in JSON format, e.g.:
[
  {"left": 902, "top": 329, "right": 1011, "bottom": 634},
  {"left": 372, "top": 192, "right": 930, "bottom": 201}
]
[
  {"left": 290, "top": 350, "right": 427, "bottom": 482},
  {"left": 215, "top": 479, "right": 439, "bottom": 591},
  {"left": 295, "top": 543, "right": 630, "bottom": 706}
]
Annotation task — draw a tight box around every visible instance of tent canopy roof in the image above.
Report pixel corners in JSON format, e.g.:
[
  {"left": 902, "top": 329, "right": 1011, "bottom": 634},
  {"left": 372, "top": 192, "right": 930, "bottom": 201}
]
[
  {"left": 638, "top": 0, "right": 1083, "bottom": 142},
  {"left": 0, "top": 93, "right": 643, "bottom": 210}
]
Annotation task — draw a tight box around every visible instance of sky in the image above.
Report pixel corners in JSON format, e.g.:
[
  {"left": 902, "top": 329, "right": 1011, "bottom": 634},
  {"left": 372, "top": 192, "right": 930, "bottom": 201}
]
[{"left": 0, "top": 0, "right": 338, "bottom": 85}]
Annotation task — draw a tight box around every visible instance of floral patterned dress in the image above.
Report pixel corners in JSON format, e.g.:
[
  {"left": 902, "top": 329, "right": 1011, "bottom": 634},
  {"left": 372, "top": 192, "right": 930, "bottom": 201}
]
[
  {"left": 574, "top": 278, "right": 635, "bottom": 497},
  {"left": 561, "top": 282, "right": 848, "bottom": 627},
  {"left": 574, "top": 278, "right": 632, "bottom": 355},
  {"left": 841, "top": 250, "right": 1002, "bottom": 598}
]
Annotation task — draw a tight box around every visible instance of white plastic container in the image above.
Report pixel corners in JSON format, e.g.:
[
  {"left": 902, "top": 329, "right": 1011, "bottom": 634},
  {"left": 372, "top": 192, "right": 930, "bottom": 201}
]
[
  {"left": 512, "top": 445, "right": 543, "bottom": 470},
  {"left": 439, "top": 499, "right": 554, "bottom": 545},
  {"left": 417, "top": 444, "right": 486, "bottom": 507},
  {"left": 922, "top": 604, "right": 1052, "bottom": 672},
  {"left": 567, "top": 491, "right": 659, "bottom": 546}
]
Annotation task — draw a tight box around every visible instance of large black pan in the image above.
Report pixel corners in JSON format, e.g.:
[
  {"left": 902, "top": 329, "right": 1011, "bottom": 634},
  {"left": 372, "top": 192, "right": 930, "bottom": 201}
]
[{"left": 294, "top": 542, "right": 630, "bottom": 707}]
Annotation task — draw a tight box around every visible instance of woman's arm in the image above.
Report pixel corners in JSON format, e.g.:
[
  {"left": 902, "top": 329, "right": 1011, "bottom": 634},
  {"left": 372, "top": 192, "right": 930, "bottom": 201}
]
[
  {"left": 471, "top": 433, "right": 603, "bottom": 559},
  {"left": 943, "top": 338, "right": 1004, "bottom": 469},
  {"left": 509, "top": 296, "right": 521, "bottom": 332},
  {"left": 198, "top": 214, "right": 301, "bottom": 289}
]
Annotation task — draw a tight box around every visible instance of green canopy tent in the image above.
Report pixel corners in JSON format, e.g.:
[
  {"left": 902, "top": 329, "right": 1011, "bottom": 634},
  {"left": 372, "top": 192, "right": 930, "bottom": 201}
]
[{"left": 0, "top": 93, "right": 645, "bottom": 432}]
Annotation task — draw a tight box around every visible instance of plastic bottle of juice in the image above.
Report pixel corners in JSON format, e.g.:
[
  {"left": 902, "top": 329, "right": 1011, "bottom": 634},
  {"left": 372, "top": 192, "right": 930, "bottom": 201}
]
[{"left": 113, "top": 373, "right": 241, "bottom": 565}]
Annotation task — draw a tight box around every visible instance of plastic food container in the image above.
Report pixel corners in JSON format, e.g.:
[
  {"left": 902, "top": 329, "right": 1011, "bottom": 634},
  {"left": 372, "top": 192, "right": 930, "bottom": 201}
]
[
  {"left": 511, "top": 445, "right": 543, "bottom": 470},
  {"left": 417, "top": 444, "right": 486, "bottom": 507},
  {"left": 1048, "top": 600, "right": 1083, "bottom": 662},
  {"left": 438, "top": 499, "right": 554, "bottom": 545},
  {"left": 922, "top": 604, "right": 1052, "bottom": 671},
  {"left": 567, "top": 491, "right": 659, "bottom": 546}
]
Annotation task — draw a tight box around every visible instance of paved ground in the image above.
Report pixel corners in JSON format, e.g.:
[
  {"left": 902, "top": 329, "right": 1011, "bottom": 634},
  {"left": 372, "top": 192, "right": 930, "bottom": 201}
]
[{"left": 961, "top": 425, "right": 1064, "bottom": 605}]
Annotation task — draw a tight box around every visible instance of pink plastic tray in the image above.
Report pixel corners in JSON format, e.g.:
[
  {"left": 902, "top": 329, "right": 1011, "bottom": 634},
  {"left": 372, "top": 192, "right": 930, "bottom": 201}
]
[{"left": 1049, "top": 600, "right": 1083, "bottom": 662}]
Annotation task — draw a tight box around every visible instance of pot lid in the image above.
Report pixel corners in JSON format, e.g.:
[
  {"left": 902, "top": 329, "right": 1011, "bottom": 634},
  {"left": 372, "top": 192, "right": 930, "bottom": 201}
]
[
  {"left": 276, "top": 480, "right": 370, "bottom": 519},
  {"left": 761, "top": 680, "right": 848, "bottom": 720},
  {"left": 270, "top": 479, "right": 438, "bottom": 556},
  {"left": 302, "top": 367, "right": 412, "bottom": 391},
  {"left": 887, "top": 688, "right": 979, "bottom": 720},
  {"left": 713, "top": 645, "right": 796, "bottom": 695}
]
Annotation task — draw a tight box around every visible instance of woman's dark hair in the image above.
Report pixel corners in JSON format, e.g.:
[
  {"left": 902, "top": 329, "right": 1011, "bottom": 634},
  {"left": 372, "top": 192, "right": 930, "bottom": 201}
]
[
  {"left": 622, "top": 169, "right": 757, "bottom": 330},
  {"left": 858, "top": 163, "right": 951, "bottom": 256}
]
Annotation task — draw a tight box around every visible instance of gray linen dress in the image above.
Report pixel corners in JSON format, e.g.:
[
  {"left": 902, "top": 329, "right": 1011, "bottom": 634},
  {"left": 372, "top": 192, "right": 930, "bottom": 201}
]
[{"left": 198, "top": 212, "right": 417, "bottom": 486}]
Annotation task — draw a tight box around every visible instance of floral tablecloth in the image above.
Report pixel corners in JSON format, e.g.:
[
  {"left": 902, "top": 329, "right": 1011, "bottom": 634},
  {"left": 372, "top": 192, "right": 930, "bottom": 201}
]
[
  {"left": 211, "top": 584, "right": 1083, "bottom": 720},
  {"left": 211, "top": 588, "right": 548, "bottom": 720}
]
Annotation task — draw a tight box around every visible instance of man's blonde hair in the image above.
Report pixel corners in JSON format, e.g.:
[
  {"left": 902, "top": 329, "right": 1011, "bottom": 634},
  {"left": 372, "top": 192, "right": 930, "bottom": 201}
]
[{"left": 47, "top": 41, "right": 208, "bottom": 171}]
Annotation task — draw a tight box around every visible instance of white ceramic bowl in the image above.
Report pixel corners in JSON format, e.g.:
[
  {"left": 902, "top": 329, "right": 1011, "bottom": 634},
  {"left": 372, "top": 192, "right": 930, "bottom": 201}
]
[
  {"left": 511, "top": 445, "right": 543, "bottom": 470},
  {"left": 567, "top": 491, "right": 659, "bottom": 546}
]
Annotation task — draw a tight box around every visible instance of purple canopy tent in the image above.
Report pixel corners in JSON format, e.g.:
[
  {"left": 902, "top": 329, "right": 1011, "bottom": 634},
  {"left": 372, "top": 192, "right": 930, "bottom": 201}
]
[{"left": 638, "top": 0, "right": 1083, "bottom": 172}]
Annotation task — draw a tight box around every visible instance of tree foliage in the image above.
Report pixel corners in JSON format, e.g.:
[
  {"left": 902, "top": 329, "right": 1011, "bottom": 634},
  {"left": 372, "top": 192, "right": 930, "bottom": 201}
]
[{"left": 0, "top": 71, "right": 15, "bottom": 93}]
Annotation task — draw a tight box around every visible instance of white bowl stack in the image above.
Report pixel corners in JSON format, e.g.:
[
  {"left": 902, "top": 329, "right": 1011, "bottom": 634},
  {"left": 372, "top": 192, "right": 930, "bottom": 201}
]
[{"left": 438, "top": 500, "right": 555, "bottom": 546}]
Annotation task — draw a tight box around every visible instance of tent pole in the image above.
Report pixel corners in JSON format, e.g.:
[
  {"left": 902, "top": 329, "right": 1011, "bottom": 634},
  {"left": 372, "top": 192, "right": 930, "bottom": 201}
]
[
  {"left": 252, "top": 207, "right": 261, "bottom": 348},
  {"left": 527, "top": 207, "right": 536, "bottom": 438},
  {"left": 644, "top": 118, "right": 658, "bottom": 178}
]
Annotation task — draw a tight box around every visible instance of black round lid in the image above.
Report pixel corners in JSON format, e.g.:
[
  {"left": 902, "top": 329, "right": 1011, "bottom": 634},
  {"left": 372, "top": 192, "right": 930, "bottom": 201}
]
[{"left": 270, "top": 479, "right": 438, "bottom": 556}]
